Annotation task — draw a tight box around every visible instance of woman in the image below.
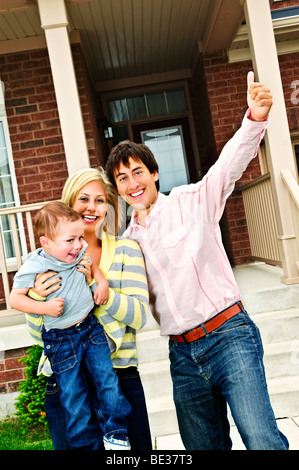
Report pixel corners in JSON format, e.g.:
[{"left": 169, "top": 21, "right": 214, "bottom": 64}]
[{"left": 25, "top": 167, "right": 152, "bottom": 450}]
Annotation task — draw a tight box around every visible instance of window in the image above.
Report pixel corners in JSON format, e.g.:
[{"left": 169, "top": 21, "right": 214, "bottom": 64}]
[
  {"left": 0, "top": 80, "right": 25, "bottom": 262},
  {"left": 141, "top": 126, "right": 189, "bottom": 193},
  {"left": 107, "top": 87, "right": 187, "bottom": 124}
]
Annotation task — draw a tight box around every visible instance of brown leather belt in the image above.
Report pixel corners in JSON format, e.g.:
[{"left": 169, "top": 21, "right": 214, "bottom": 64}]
[{"left": 169, "top": 301, "right": 244, "bottom": 343}]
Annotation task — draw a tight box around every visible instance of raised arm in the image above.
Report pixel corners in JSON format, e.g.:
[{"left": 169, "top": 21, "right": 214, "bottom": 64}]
[{"left": 181, "top": 71, "right": 273, "bottom": 225}]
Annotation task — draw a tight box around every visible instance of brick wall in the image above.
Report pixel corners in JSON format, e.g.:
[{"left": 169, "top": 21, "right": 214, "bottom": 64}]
[
  {"left": 281, "top": 52, "right": 299, "bottom": 130},
  {"left": 203, "top": 51, "right": 299, "bottom": 265},
  {"left": 0, "top": 348, "right": 27, "bottom": 394},
  {"left": 0, "top": 44, "right": 106, "bottom": 304},
  {"left": 0, "top": 44, "right": 105, "bottom": 206},
  {"left": 272, "top": 0, "right": 299, "bottom": 10}
]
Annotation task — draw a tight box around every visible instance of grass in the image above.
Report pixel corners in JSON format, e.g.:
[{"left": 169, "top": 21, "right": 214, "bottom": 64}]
[{"left": 0, "top": 418, "right": 53, "bottom": 450}]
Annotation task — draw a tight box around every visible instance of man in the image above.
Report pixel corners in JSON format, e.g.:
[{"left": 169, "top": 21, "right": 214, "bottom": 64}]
[{"left": 105, "top": 72, "right": 289, "bottom": 450}]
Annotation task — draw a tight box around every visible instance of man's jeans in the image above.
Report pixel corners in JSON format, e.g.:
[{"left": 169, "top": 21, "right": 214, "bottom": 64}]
[
  {"left": 42, "top": 314, "right": 131, "bottom": 450},
  {"left": 169, "top": 309, "right": 289, "bottom": 450}
]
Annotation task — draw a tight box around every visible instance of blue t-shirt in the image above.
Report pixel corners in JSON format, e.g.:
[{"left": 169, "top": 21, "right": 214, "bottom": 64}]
[{"left": 13, "top": 242, "right": 95, "bottom": 329}]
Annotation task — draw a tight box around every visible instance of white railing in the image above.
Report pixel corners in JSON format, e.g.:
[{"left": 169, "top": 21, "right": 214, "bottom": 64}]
[
  {"left": 281, "top": 169, "right": 299, "bottom": 272},
  {"left": 241, "top": 173, "right": 282, "bottom": 266},
  {"left": 0, "top": 202, "right": 46, "bottom": 318}
]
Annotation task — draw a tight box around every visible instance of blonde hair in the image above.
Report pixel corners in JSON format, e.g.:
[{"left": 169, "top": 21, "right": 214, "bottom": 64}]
[
  {"left": 35, "top": 201, "right": 81, "bottom": 240},
  {"left": 61, "top": 167, "right": 120, "bottom": 235}
]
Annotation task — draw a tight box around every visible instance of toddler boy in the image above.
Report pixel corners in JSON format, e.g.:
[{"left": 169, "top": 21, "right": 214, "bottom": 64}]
[{"left": 10, "top": 201, "right": 131, "bottom": 450}]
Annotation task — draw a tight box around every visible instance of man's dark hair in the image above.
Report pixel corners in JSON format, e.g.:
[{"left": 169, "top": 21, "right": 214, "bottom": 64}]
[{"left": 105, "top": 140, "right": 160, "bottom": 191}]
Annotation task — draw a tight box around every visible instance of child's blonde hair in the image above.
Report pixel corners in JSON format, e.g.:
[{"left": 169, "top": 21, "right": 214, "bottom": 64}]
[{"left": 35, "top": 201, "right": 81, "bottom": 240}]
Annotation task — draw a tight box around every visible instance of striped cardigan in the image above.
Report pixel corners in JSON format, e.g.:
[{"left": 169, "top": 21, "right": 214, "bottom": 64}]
[{"left": 25, "top": 231, "right": 149, "bottom": 373}]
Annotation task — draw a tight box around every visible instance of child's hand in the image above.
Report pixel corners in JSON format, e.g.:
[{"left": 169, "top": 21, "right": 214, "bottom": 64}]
[
  {"left": 45, "top": 297, "right": 64, "bottom": 317},
  {"left": 76, "top": 252, "right": 93, "bottom": 285},
  {"left": 93, "top": 279, "right": 109, "bottom": 306}
]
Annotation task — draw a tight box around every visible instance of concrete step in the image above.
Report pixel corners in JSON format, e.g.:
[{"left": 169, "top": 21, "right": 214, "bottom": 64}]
[
  {"left": 268, "top": 375, "right": 299, "bottom": 419},
  {"left": 145, "top": 374, "right": 299, "bottom": 438},
  {"left": 136, "top": 328, "right": 168, "bottom": 364},
  {"left": 139, "top": 359, "right": 172, "bottom": 399},
  {"left": 263, "top": 340, "right": 299, "bottom": 378},
  {"left": 146, "top": 395, "right": 179, "bottom": 438},
  {"left": 137, "top": 308, "right": 299, "bottom": 370},
  {"left": 234, "top": 263, "right": 299, "bottom": 315},
  {"left": 138, "top": 307, "right": 299, "bottom": 437},
  {"left": 252, "top": 308, "right": 299, "bottom": 345}
]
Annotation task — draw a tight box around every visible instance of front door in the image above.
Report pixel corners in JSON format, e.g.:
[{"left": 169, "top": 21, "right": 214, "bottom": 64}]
[{"left": 132, "top": 117, "right": 197, "bottom": 193}]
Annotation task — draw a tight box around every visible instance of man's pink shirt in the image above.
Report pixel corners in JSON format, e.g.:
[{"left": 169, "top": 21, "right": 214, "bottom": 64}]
[{"left": 124, "top": 111, "right": 269, "bottom": 336}]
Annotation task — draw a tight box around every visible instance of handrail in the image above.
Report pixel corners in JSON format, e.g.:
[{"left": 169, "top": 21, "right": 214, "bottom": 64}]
[
  {"left": 241, "top": 173, "right": 281, "bottom": 266},
  {"left": 0, "top": 201, "right": 46, "bottom": 216},
  {"left": 239, "top": 172, "right": 271, "bottom": 191},
  {"left": 281, "top": 169, "right": 299, "bottom": 210},
  {"left": 281, "top": 169, "right": 299, "bottom": 277},
  {"left": 0, "top": 201, "right": 52, "bottom": 315}
]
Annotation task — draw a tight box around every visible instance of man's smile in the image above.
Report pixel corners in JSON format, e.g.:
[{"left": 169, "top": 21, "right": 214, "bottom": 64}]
[{"left": 130, "top": 189, "right": 145, "bottom": 199}]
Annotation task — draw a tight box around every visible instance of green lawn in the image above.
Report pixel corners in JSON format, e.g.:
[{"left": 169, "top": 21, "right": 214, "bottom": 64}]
[{"left": 0, "top": 418, "right": 53, "bottom": 450}]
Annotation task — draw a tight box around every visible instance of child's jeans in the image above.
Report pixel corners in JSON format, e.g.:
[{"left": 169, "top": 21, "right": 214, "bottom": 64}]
[{"left": 42, "top": 314, "right": 131, "bottom": 450}]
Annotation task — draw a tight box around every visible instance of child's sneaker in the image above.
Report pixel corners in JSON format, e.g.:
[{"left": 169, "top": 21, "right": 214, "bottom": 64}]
[{"left": 103, "top": 435, "right": 131, "bottom": 450}]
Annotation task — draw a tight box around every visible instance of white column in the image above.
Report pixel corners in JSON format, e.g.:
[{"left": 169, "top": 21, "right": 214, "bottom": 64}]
[
  {"left": 37, "top": 0, "right": 90, "bottom": 174},
  {"left": 243, "top": 0, "right": 299, "bottom": 284}
]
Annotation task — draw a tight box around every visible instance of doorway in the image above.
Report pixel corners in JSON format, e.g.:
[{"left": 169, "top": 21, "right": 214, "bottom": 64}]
[{"left": 132, "top": 117, "right": 197, "bottom": 193}]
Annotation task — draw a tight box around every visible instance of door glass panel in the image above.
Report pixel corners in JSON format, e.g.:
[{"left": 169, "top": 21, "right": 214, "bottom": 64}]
[{"left": 141, "top": 126, "right": 189, "bottom": 193}]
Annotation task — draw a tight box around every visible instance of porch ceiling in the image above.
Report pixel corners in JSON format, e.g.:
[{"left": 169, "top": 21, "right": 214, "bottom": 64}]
[{"left": 0, "top": 0, "right": 246, "bottom": 85}]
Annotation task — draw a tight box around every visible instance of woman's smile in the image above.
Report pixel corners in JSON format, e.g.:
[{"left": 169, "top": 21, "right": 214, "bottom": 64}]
[{"left": 81, "top": 214, "right": 99, "bottom": 224}]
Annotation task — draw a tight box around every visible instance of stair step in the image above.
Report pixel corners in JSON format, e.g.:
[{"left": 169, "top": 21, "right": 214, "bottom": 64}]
[
  {"left": 137, "top": 310, "right": 299, "bottom": 436},
  {"left": 263, "top": 340, "right": 299, "bottom": 378},
  {"left": 268, "top": 375, "right": 299, "bottom": 418},
  {"left": 234, "top": 263, "right": 299, "bottom": 315},
  {"left": 136, "top": 328, "right": 168, "bottom": 364},
  {"left": 145, "top": 374, "right": 299, "bottom": 438},
  {"left": 139, "top": 359, "right": 172, "bottom": 399},
  {"left": 146, "top": 395, "right": 178, "bottom": 438},
  {"left": 251, "top": 308, "right": 299, "bottom": 345}
]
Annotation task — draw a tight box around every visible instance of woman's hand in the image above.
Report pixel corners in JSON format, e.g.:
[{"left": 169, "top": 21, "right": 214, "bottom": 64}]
[
  {"left": 32, "top": 271, "right": 61, "bottom": 298},
  {"left": 76, "top": 251, "right": 93, "bottom": 285}
]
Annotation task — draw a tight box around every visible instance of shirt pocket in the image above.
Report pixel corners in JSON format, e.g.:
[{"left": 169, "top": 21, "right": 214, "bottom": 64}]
[{"left": 162, "top": 226, "right": 194, "bottom": 268}]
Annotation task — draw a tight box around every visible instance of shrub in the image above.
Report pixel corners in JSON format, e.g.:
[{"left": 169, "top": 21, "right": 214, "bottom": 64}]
[{"left": 15, "top": 345, "right": 48, "bottom": 434}]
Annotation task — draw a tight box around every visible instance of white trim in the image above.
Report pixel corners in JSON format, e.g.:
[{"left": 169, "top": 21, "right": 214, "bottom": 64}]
[
  {"left": 0, "top": 81, "right": 27, "bottom": 262},
  {"left": 37, "top": 0, "right": 90, "bottom": 175},
  {"left": 0, "top": 323, "right": 36, "bottom": 352},
  {"left": 244, "top": 0, "right": 299, "bottom": 284},
  {"left": 229, "top": 16, "right": 299, "bottom": 63}
]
